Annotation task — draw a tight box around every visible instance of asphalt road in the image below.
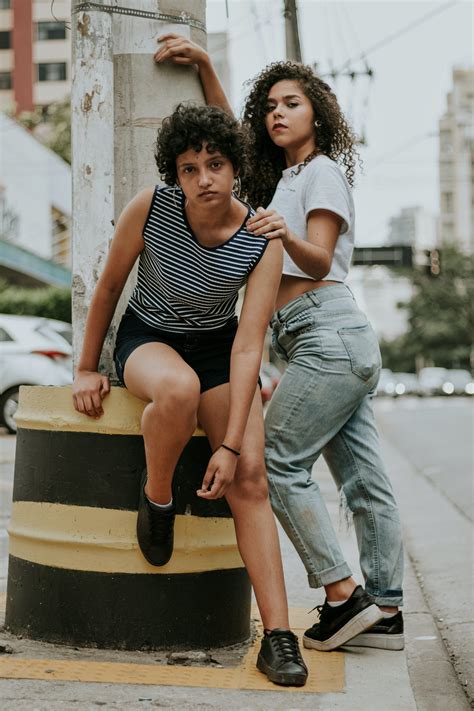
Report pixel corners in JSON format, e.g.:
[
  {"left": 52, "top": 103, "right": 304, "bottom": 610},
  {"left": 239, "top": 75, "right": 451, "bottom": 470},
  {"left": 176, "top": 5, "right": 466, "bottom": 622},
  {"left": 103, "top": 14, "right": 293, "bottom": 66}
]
[{"left": 374, "top": 396, "right": 473, "bottom": 521}]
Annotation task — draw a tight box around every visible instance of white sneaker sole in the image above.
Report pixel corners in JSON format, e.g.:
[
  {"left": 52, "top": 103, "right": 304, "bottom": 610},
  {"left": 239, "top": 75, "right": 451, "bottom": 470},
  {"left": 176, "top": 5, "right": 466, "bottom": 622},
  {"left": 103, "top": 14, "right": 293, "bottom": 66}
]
[
  {"left": 342, "top": 632, "right": 405, "bottom": 651},
  {"left": 303, "top": 604, "right": 383, "bottom": 652}
]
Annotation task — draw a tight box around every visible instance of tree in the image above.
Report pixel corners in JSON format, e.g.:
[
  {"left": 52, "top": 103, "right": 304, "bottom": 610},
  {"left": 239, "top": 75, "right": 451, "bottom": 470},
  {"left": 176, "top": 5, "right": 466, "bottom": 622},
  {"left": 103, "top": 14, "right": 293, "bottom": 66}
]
[
  {"left": 15, "top": 97, "right": 71, "bottom": 165},
  {"left": 380, "top": 244, "right": 473, "bottom": 372}
]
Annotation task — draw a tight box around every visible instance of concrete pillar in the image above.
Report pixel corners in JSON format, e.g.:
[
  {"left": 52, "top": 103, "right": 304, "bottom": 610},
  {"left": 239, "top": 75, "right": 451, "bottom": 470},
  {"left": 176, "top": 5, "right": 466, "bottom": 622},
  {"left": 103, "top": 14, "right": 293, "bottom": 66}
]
[{"left": 71, "top": 0, "right": 206, "bottom": 374}]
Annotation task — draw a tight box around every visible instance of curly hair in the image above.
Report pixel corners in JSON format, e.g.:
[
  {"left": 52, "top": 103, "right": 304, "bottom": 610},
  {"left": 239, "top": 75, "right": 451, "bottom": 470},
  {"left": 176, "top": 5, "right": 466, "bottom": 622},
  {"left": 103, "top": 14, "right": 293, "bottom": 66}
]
[
  {"left": 155, "top": 103, "right": 248, "bottom": 186},
  {"left": 242, "top": 62, "right": 358, "bottom": 207}
]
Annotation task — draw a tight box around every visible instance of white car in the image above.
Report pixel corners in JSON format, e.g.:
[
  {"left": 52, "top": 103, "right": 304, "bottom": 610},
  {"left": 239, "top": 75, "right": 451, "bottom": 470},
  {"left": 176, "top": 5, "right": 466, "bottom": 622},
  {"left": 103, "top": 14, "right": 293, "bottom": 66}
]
[
  {"left": 418, "top": 367, "right": 448, "bottom": 396},
  {"left": 0, "top": 314, "right": 73, "bottom": 433}
]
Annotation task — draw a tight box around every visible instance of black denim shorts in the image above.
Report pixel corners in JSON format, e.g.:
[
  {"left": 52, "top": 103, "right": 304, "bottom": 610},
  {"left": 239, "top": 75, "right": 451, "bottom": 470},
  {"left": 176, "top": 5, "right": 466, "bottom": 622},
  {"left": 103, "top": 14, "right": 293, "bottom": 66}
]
[{"left": 113, "top": 309, "right": 240, "bottom": 393}]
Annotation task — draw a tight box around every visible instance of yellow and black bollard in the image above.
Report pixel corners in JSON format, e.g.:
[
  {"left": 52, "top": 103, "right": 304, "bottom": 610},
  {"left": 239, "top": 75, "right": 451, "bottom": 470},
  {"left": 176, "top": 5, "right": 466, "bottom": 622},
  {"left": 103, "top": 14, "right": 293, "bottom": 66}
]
[{"left": 6, "top": 386, "right": 251, "bottom": 650}]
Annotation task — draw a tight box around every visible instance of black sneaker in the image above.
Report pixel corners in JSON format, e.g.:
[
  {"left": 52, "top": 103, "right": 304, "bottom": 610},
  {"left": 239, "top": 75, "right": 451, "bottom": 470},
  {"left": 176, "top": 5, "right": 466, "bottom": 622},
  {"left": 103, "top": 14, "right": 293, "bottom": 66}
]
[
  {"left": 136, "top": 469, "right": 175, "bottom": 566},
  {"left": 303, "top": 585, "right": 383, "bottom": 652},
  {"left": 257, "top": 629, "right": 308, "bottom": 686},
  {"left": 342, "top": 611, "right": 404, "bottom": 650},
  {"left": 257, "top": 628, "right": 308, "bottom": 686}
]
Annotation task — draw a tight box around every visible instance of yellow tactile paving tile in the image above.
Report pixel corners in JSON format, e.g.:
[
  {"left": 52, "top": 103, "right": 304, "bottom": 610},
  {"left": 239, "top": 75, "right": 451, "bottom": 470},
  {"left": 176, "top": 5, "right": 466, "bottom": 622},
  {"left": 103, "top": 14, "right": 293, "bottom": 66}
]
[{"left": 0, "top": 606, "right": 344, "bottom": 693}]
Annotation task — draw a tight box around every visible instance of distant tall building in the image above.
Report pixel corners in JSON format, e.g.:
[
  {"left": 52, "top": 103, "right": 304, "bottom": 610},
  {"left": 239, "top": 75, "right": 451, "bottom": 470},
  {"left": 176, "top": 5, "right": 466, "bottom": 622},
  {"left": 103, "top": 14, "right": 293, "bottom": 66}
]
[
  {"left": 438, "top": 67, "right": 474, "bottom": 254},
  {"left": 0, "top": 0, "right": 71, "bottom": 112},
  {"left": 387, "top": 206, "right": 438, "bottom": 263},
  {"left": 0, "top": 1, "right": 230, "bottom": 112}
]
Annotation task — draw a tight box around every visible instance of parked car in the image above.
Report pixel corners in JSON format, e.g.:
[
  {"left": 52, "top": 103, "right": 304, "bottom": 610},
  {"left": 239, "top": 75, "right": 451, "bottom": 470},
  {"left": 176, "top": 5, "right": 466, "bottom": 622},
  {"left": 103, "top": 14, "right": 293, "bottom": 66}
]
[
  {"left": 0, "top": 314, "right": 73, "bottom": 433},
  {"left": 418, "top": 367, "right": 448, "bottom": 397},
  {"left": 376, "top": 368, "right": 397, "bottom": 396},
  {"left": 440, "top": 369, "right": 474, "bottom": 396},
  {"left": 392, "top": 372, "right": 421, "bottom": 397}
]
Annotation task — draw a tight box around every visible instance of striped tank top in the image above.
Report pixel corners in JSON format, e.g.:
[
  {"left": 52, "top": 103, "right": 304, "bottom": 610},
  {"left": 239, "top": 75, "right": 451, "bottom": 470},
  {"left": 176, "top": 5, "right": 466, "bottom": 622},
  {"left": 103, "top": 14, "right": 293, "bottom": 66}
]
[{"left": 127, "top": 186, "right": 268, "bottom": 333}]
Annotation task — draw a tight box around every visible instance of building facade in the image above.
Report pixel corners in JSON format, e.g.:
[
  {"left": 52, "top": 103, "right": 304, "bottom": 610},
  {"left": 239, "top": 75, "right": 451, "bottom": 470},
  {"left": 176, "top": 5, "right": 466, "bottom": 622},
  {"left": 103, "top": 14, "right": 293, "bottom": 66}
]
[
  {"left": 438, "top": 67, "right": 474, "bottom": 254},
  {"left": 0, "top": 0, "right": 71, "bottom": 112},
  {"left": 0, "top": 113, "right": 71, "bottom": 265},
  {"left": 387, "top": 205, "right": 438, "bottom": 265}
]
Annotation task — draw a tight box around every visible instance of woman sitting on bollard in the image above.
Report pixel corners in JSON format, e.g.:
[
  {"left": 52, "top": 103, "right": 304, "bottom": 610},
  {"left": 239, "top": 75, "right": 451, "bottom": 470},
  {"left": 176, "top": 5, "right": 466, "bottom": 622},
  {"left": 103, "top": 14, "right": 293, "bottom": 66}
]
[{"left": 72, "top": 104, "right": 308, "bottom": 687}]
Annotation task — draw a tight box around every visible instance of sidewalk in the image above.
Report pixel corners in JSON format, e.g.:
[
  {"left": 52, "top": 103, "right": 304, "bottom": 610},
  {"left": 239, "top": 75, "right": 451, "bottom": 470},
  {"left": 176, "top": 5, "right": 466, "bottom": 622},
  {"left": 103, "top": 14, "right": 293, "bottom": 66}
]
[{"left": 0, "top": 430, "right": 470, "bottom": 710}]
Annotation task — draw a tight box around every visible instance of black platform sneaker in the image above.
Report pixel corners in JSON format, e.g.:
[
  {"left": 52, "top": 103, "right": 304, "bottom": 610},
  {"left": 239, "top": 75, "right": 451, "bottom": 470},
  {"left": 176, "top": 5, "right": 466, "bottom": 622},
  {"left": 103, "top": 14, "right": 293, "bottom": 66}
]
[
  {"left": 303, "top": 585, "right": 383, "bottom": 652},
  {"left": 257, "top": 629, "right": 308, "bottom": 686},
  {"left": 342, "top": 611, "right": 404, "bottom": 650},
  {"left": 136, "top": 469, "right": 175, "bottom": 566}
]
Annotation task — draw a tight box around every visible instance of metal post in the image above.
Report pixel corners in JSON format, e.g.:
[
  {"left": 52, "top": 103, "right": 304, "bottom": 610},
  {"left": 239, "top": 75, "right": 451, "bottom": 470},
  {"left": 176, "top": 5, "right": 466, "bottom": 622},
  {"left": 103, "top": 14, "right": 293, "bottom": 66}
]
[{"left": 283, "top": 0, "right": 302, "bottom": 62}]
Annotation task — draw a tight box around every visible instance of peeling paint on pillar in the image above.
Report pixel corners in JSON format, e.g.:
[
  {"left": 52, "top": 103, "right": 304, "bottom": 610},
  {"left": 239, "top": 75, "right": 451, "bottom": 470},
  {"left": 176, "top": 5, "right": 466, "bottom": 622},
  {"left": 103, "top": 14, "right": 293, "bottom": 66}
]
[
  {"left": 72, "top": 0, "right": 206, "bottom": 377},
  {"left": 72, "top": 2, "right": 114, "bottom": 374}
]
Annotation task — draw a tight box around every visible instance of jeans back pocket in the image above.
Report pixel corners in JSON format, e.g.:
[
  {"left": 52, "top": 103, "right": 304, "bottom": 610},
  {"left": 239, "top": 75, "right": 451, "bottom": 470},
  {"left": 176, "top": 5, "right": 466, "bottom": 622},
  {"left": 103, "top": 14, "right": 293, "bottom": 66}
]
[{"left": 338, "top": 324, "right": 381, "bottom": 381}]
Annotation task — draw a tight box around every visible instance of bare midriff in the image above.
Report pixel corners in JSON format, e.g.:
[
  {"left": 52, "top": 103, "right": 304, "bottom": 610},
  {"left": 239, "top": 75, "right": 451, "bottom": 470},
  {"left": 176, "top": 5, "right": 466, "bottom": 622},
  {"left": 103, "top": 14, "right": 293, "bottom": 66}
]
[{"left": 275, "top": 274, "right": 339, "bottom": 312}]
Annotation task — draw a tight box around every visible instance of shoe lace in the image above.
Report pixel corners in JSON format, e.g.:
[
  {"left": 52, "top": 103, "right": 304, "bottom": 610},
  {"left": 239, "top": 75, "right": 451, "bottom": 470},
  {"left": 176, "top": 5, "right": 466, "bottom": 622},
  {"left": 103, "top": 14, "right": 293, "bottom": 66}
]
[
  {"left": 149, "top": 508, "right": 174, "bottom": 545},
  {"left": 308, "top": 603, "right": 328, "bottom": 624},
  {"left": 269, "top": 631, "right": 304, "bottom": 664}
]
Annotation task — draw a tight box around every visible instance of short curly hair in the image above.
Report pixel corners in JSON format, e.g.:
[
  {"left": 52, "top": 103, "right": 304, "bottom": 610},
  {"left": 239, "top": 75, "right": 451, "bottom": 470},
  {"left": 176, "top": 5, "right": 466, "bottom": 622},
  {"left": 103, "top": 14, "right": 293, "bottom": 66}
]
[
  {"left": 155, "top": 103, "right": 248, "bottom": 186},
  {"left": 242, "top": 62, "right": 359, "bottom": 207}
]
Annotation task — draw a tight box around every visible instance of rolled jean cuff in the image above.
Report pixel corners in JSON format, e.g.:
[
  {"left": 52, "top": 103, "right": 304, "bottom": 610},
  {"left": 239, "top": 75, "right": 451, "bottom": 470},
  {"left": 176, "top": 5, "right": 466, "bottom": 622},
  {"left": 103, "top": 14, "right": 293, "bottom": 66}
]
[
  {"left": 307, "top": 562, "right": 353, "bottom": 589},
  {"left": 367, "top": 587, "right": 404, "bottom": 607}
]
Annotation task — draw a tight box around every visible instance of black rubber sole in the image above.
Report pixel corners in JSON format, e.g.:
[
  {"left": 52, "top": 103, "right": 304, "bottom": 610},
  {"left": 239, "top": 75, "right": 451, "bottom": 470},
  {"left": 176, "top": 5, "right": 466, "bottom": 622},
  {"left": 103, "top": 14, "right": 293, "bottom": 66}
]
[{"left": 256, "top": 654, "right": 308, "bottom": 687}]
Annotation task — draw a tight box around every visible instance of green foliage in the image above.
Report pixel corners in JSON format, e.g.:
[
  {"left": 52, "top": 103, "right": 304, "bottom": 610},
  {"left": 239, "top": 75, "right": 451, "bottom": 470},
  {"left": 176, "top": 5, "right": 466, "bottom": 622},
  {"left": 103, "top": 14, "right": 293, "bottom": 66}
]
[
  {"left": 0, "top": 284, "right": 71, "bottom": 323},
  {"left": 381, "top": 244, "right": 473, "bottom": 372},
  {"left": 15, "top": 97, "right": 71, "bottom": 165}
]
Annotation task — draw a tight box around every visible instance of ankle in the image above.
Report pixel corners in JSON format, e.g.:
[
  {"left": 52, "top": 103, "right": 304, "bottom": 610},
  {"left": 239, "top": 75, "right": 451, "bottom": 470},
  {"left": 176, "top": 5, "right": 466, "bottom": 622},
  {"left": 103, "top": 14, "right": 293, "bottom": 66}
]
[
  {"left": 379, "top": 606, "right": 398, "bottom": 614},
  {"left": 144, "top": 484, "right": 172, "bottom": 506},
  {"left": 325, "top": 577, "right": 357, "bottom": 602}
]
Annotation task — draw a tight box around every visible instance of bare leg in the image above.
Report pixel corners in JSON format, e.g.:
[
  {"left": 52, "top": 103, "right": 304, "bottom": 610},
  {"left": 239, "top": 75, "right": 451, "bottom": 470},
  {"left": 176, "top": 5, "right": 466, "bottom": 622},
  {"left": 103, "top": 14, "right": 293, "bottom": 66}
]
[
  {"left": 123, "top": 343, "right": 200, "bottom": 504},
  {"left": 198, "top": 384, "right": 289, "bottom": 630}
]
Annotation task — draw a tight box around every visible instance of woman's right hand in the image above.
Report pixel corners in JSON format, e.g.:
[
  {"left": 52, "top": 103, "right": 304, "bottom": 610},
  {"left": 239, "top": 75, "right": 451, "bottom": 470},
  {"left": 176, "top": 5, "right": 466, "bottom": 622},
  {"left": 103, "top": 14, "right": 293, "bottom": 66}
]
[
  {"left": 72, "top": 371, "right": 110, "bottom": 419},
  {"left": 154, "top": 33, "right": 209, "bottom": 68}
]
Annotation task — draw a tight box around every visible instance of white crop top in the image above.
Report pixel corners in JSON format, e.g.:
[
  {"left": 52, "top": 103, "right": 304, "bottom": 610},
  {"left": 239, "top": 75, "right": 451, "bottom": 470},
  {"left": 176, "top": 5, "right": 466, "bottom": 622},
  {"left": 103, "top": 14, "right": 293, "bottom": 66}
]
[{"left": 268, "top": 154, "right": 355, "bottom": 282}]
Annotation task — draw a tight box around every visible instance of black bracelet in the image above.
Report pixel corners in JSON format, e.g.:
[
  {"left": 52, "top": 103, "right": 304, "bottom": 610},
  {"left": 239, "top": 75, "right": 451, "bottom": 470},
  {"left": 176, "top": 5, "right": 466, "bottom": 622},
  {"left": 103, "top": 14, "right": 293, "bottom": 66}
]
[{"left": 220, "top": 443, "right": 241, "bottom": 457}]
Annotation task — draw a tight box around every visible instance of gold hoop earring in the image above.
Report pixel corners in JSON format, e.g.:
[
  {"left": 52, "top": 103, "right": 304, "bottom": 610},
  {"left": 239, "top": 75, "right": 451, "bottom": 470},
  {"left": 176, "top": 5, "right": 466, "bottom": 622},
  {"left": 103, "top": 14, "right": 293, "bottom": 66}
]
[{"left": 233, "top": 175, "right": 242, "bottom": 196}]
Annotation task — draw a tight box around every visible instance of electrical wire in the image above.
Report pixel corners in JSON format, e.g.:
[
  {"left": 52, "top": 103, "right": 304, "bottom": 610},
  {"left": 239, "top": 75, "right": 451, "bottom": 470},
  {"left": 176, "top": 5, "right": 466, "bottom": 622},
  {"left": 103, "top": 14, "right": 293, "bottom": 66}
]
[{"left": 335, "top": 0, "right": 459, "bottom": 72}]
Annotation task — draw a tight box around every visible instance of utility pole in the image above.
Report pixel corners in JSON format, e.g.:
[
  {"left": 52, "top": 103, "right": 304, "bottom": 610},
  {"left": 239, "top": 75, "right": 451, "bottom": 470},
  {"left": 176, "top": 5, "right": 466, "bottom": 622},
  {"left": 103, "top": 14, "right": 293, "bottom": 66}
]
[
  {"left": 71, "top": 0, "right": 206, "bottom": 374},
  {"left": 283, "top": 0, "right": 302, "bottom": 62}
]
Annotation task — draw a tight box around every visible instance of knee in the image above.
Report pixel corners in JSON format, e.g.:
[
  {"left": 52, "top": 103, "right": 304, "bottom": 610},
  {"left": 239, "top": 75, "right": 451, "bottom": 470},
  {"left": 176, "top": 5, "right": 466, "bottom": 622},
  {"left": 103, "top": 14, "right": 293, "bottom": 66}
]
[
  {"left": 143, "top": 372, "right": 200, "bottom": 428},
  {"left": 232, "top": 458, "right": 269, "bottom": 503}
]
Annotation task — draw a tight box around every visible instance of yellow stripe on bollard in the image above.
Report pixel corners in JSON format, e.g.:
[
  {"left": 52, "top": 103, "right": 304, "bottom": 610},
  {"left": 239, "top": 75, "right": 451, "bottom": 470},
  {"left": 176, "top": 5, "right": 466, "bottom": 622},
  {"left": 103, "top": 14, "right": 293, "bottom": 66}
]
[{"left": 8, "top": 501, "right": 244, "bottom": 574}]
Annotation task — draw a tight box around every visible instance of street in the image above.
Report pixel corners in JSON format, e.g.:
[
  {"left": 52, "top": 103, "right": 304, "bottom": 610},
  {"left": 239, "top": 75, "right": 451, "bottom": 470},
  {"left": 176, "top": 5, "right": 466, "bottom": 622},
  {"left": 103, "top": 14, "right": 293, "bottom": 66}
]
[{"left": 0, "top": 397, "right": 472, "bottom": 709}]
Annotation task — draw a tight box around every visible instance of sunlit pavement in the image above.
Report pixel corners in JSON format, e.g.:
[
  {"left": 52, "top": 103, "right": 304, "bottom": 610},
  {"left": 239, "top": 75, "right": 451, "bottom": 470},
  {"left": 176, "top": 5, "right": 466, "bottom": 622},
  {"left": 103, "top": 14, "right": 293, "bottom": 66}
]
[{"left": 0, "top": 398, "right": 471, "bottom": 709}]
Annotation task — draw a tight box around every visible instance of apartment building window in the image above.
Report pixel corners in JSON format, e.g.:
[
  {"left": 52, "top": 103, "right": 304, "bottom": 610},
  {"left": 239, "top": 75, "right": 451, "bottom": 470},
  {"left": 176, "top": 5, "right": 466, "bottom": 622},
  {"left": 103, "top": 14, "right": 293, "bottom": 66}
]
[
  {"left": 0, "top": 31, "right": 10, "bottom": 49},
  {"left": 442, "top": 193, "right": 454, "bottom": 213},
  {"left": 440, "top": 130, "right": 453, "bottom": 153},
  {"left": 37, "top": 21, "right": 66, "bottom": 41},
  {"left": 0, "top": 0, "right": 11, "bottom": 9},
  {"left": 0, "top": 71, "right": 11, "bottom": 89},
  {"left": 38, "top": 62, "right": 67, "bottom": 82}
]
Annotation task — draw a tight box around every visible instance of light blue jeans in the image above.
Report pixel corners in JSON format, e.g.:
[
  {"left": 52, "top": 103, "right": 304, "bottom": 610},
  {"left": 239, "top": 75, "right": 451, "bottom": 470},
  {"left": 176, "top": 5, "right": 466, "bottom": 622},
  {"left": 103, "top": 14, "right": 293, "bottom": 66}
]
[{"left": 265, "top": 284, "right": 404, "bottom": 607}]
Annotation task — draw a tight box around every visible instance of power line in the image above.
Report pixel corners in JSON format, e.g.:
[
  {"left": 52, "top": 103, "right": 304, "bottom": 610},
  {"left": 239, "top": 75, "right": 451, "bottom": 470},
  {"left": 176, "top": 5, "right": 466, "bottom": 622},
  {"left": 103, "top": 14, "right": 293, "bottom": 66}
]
[{"left": 335, "top": 0, "right": 459, "bottom": 73}]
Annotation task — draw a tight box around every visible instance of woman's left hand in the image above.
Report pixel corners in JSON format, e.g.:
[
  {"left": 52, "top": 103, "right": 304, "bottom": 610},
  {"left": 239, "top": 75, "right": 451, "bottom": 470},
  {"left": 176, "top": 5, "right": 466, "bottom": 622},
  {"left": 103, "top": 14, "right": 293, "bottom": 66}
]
[
  {"left": 196, "top": 448, "right": 238, "bottom": 500},
  {"left": 246, "top": 207, "right": 291, "bottom": 243},
  {"left": 154, "top": 33, "right": 209, "bottom": 67}
]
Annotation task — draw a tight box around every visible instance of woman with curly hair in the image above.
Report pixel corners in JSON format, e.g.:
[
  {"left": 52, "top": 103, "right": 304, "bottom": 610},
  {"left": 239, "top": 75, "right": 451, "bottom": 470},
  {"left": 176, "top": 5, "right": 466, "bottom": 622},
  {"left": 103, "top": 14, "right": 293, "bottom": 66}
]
[
  {"left": 72, "top": 103, "right": 308, "bottom": 687},
  {"left": 157, "top": 36, "right": 404, "bottom": 654}
]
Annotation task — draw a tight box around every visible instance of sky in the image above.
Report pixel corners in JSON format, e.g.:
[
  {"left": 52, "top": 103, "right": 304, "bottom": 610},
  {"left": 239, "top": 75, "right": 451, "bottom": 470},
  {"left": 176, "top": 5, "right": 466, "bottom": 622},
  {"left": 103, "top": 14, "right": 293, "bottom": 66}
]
[{"left": 206, "top": 0, "right": 473, "bottom": 245}]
